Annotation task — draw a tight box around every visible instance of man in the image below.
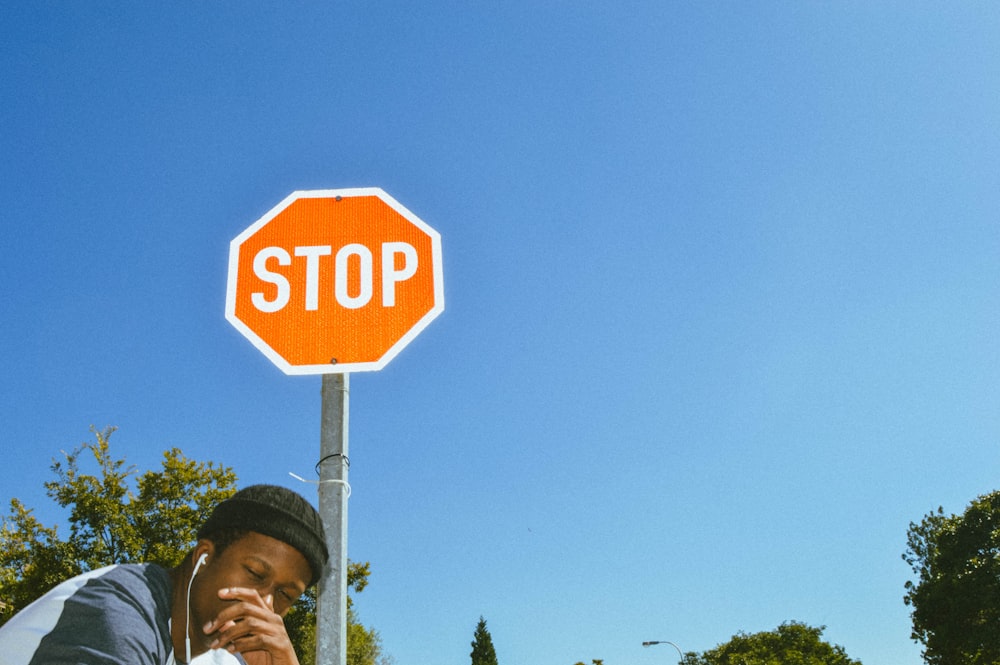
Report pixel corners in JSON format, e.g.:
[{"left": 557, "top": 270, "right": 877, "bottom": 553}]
[{"left": 0, "top": 484, "right": 327, "bottom": 665}]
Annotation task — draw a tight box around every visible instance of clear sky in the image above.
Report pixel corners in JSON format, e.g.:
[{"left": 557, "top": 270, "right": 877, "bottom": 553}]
[{"left": 2, "top": 3, "right": 999, "bottom": 664}]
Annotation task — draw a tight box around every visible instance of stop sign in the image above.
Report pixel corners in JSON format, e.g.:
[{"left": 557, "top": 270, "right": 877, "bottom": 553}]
[{"left": 225, "top": 188, "right": 444, "bottom": 374}]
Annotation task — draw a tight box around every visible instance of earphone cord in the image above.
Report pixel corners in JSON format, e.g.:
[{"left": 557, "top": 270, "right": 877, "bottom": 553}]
[
  {"left": 185, "top": 568, "right": 195, "bottom": 663},
  {"left": 185, "top": 555, "right": 205, "bottom": 663}
]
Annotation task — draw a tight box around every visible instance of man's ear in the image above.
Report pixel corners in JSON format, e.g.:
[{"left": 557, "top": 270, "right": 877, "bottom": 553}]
[{"left": 193, "top": 538, "right": 216, "bottom": 566}]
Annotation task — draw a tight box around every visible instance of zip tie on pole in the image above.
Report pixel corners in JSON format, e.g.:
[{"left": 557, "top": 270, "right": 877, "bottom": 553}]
[
  {"left": 288, "top": 472, "right": 352, "bottom": 498},
  {"left": 315, "top": 453, "right": 350, "bottom": 474}
]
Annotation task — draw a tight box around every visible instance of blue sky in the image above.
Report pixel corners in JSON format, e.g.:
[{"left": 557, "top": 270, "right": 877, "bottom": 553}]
[{"left": 2, "top": 3, "right": 999, "bottom": 664}]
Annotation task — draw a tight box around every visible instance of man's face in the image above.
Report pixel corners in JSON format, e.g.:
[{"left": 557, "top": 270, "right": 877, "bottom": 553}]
[{"left": 189, "top": 532, "right": 313, "bottom": 652}]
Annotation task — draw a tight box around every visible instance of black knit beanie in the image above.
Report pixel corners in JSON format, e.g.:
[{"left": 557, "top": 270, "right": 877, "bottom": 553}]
[{"left": 197, "top": 484, "right": 328, "bottom": 586}]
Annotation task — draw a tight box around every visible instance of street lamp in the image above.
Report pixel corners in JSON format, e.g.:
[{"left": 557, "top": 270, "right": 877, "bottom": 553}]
[{"left": 642, "top": 640, "right": 684, "bottom": 661}]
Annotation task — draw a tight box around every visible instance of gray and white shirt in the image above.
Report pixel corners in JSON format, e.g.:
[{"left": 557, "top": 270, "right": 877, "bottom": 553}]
[{"left": 0, "top": 564, "right": 243, "bottom": 665}]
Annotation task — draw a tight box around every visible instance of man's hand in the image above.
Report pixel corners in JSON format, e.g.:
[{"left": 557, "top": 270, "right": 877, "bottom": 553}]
[{"left": 204, "top": 587, "right": 299, "bottom": 665}]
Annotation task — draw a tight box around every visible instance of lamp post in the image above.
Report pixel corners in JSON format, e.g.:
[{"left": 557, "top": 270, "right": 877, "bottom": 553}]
[{"left": 642, "top": 640, "right": 684, "bottom": 662}]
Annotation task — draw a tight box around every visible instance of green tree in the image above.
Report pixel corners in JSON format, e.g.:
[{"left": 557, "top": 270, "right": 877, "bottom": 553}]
[
  {"left": 286, "top": 562, "right": 392, "bottom": 665},
  {"left": 679, "top": 622, "right": 862, "bottom": 665},
  {"left": 347, "top": 603, "right": 389, "bottom": 665},
  {"left": 0, "top": 426, "right": 388, "bottom": 665},
  {"left": 903, "top": 491, "right": 1000, "bottom": 665},
  {"left": 0, "top": 498, "right": 79, "bottom": 618},
  {"left": 471, "top": 616, "right": 499, "bottom": 665}
]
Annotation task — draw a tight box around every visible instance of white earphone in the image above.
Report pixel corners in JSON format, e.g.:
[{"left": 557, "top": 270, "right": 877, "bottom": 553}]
[
  {"left": 185, "top": 553, "right": 208, "bottom": 662},
  {"left": 191, "top": 552, "right": 208, "bottom": 578}
]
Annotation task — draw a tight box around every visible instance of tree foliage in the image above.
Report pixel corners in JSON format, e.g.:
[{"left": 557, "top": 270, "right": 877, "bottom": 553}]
[
  {"left": 0, "top": 426, "right": 388, "bottom": 665},
  {"left": 52, "top": 426, "right": 237, "bottom": 568},
  {"left": 285, "top": 562, "right": 392, "bottom": 665},
  {"left": 346, "top": 604, "right": 389, "bottom": 665},
  {"left": 471, "top": 616, "right": 499, "bottom": 665},
  {"left": 679, "top": 622, "right": 862, "bottom": 665},
  {"left": 0, "top": 498, "right": 79, "bottom": 617},
  {"left": 903, "top": 491, "right": 1000, "bottom": 665}
]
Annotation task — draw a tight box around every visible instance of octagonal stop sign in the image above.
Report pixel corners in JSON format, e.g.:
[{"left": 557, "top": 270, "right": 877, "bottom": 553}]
[{"left": 225, "top": 188, "right": 444, "bottom": 374}]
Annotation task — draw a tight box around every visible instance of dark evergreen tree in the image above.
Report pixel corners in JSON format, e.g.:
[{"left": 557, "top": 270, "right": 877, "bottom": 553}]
[{"left": 470, "top": 616, "right": 499, "bottom": 665}]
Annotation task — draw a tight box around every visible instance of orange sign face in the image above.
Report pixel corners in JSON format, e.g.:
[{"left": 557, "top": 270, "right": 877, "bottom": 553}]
[{"left": 225, "top": 189, "right": 444, "bottom": 374}]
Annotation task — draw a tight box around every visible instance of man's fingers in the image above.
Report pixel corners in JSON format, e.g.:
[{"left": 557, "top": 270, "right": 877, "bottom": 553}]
[
  {"left": 201, "top": 586, "right": 298, "bottom": 665},
  {"left": 204, "top": 587, "right": 269, "bottom": 634}
]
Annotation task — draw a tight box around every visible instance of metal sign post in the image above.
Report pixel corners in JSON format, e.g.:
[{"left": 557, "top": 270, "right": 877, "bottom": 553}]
[{"left": 316, "top": 373, "right": 350, "bottom": 665}]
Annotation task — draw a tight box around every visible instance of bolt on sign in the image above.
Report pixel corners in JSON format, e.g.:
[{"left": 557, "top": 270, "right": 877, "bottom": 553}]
[{"left": 225, "top": 188, "right": 444, "bottom": 374}]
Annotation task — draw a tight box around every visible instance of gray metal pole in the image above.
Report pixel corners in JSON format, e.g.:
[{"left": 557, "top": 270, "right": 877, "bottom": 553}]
[{"left": 317, "top": 373, "right": 349, "bottom": 665}]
